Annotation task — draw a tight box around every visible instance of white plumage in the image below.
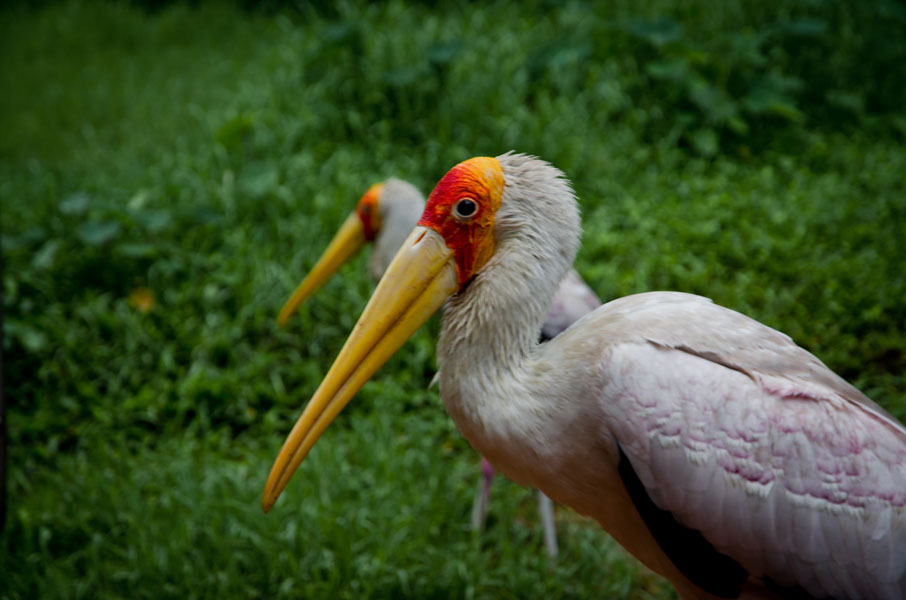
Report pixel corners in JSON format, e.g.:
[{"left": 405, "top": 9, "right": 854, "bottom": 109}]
[{"left": 265, "top": 153, "right": 906, "bottom": 600}]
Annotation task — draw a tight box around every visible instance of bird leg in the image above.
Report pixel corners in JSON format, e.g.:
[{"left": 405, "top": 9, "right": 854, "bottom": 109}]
[
  {"left": 537, "top": 491, "right": 558, "bottom": 559},
  {"left": 471, "top": 457, "right": 495, "bottom": 531}
]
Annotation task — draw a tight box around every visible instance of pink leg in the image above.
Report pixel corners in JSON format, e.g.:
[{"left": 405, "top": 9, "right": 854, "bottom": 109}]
[
  {"left": 481, "top": 456, "right": 495, "bottom": 482},
  {"left": 470, "top": 456, "right": 495, "bottom": 531}
]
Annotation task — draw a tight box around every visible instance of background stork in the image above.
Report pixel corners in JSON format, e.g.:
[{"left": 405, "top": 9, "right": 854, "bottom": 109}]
[
  {"left": 264, "top": 153, "right": 906, "bottom": 599},
  {"left": 277, "top": 177, "right": 600, "bottom": 557}
]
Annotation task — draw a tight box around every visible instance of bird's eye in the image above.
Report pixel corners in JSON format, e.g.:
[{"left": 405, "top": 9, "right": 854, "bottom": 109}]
[{"left": 453, "top": 198, "right": 478, "bottom": 220}]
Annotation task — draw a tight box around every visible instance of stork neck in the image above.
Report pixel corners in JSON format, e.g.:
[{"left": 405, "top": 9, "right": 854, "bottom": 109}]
[
  {"left": 434, "top": 237, "right": 572, "bottom": 467},
  {"left": 437, "top": 239, "right": 565, "bottom": 379}
]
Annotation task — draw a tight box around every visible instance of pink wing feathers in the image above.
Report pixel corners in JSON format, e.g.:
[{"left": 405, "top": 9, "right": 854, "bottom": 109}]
[{"left": 585, "top": 292, "right": 906, "bottom": 599}]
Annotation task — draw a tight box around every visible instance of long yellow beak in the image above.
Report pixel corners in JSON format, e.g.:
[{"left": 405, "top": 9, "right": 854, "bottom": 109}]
[
  {"left": 277, "top": 212, "right": 368, "bottom": 328},
  {"left": 263, "top": 227, "right": 458, "bottom": 512}
]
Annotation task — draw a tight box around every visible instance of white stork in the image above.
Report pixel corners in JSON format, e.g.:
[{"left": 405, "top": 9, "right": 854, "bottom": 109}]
[
  {"left": 277, "top": 176, "right": 600, "bottom": 557},
  {"left": 264, "top": 153, "right": 906, "bottom": 599}
]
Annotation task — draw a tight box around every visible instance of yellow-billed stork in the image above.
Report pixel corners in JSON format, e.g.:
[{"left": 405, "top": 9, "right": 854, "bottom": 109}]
[
  {"left": 277, "top": 176, "right": 600, "bottom": 557},
  {"left": 264, "top": 153, "right": 906, "bottom": 599}
]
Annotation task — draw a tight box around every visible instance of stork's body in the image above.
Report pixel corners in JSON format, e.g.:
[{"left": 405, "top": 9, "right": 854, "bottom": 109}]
[
  {"left": 442, "top": 287, "right": 906, "bottom": 599},
  {"left": 265, "top": 154, "right": 906, "bottom": 599},
  {"left": 278, "top": 177, "right": 601, "bottom": 557}
]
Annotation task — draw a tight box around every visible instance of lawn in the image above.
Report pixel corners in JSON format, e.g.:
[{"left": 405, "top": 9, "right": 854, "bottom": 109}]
[{"left": 2, "top": 1, "right": 905, "bottom": 598}]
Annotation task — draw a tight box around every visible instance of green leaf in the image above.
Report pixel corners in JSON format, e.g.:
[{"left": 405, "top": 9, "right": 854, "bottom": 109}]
[
  {"left": 625, "top": 18, "right": 684, "bottom": 48},
  {"left": 826, "top": 91, "right": 865, "bottom": 116},
  {"left": 688, "top": 81, "right": 738, "bottom": 124},
  {"left": 689, "top": 128, "right": 719, "bottom": 156},
  {"left": 646, "top": 58, "right": 690, "bottom": 82},
  {"left": 2, "top": 226, "right": 47, "bottom": 251},
  {"left": 118, "top": 242, "right": 158, "bottom": 258},
  {"left": 215, "top": 114, "right": 254, "bottom": 150},
  {"left": 780, "top": 18, "right": 828, "bottom": 37},
  {"left": 32, "top": 239, "right": 62, "bottom": 270},
  {"left": 60, "top": 192, "right": 91, "bottom": 215},
  {"left": 133, "top": 209, "right": 172, "bottom": 233},
  {"left": 324, "top": 21, "right": 360, "bottom": 44},
  {"left": 237, "top": 164, "right": 280, "bottom": 199},
  {"left": 427, "top": 41, "right": 463, "bottom": 67},
  {"left": 7, "top": 320, "right": 48, "bottom": 353},
  {"left": 77, "top": 220, "right": 121, "bottom": 245},
  {"left": 381, "top": 67, "right": 421, "bottom": 87},
  {"left": 743, "top": 71, "right": 805, "bottom": 123}
]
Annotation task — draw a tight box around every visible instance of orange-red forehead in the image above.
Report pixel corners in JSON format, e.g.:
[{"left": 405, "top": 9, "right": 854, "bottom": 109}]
[
  {"left": 424, "top": 157, "right": 504, "bottom": 210},
  {"left": 357, "top": 182, "right": 383, "bottom": 211},
  {"left": 356, "top": 182, "right": 384, "bottom": 241},
  {"left": 418, "top": 157, "right": 504, "bottom": 285}
]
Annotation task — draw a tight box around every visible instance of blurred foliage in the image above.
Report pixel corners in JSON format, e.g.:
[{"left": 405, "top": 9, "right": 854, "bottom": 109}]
[{"left": 1, "top": 0, "right": 905, "bottom": 597}]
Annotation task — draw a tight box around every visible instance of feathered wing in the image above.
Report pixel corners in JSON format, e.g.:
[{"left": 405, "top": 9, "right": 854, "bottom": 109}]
[{"left": 572, "top": 292, "right": 906, "bottom": 599}]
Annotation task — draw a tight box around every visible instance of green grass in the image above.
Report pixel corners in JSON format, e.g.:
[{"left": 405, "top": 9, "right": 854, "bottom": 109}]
[
  {"left": 5, "top": 418, "right": 663, "bottom": 599},
  {"left": 2, "top": 0, "right": 905, "bottom": 598}
]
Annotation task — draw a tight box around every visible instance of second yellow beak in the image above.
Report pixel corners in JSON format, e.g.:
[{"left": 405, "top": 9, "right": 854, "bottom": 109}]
[
  {"left": 263, "top": 227, "right": 459, "bottom": 512},
  {"left": 277, "top": 212, "right": 368, "bottom": 328}
]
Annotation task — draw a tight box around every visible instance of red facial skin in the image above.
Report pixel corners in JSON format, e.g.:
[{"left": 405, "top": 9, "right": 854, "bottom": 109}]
[
  {"left": 355, "top": 183, "right": 384, "bottom": 242},
  {"left": 418, "top": 157, "right": 505, "bottom": 286}
]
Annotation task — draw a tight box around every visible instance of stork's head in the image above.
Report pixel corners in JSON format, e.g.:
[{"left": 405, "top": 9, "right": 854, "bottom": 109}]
[
  {"left": 417, "top": 156, "right": 505, "bottom": 285},
  {"left": 278, "top": 179, "right": 430, "bottom": 327},
  {"left": 263, "top": 153, "right": 578, "bottom": 511}
]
